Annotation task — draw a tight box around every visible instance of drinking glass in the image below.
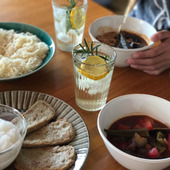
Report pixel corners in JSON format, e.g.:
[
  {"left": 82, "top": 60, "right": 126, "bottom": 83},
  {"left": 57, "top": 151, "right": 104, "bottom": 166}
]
[
  {"left": 72, "top": 42, "right": 116, "bottom": 111},
  {"left": 52, "top": 0, "right": 88, "bottom": 52}
]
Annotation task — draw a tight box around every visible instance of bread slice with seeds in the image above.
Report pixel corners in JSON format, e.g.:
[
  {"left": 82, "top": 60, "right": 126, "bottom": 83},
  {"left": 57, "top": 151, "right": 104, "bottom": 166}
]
[
  {"left": 23, "top": 100, "right": 56, "bottom": 134},
  {"left": 23, "top": 119, "right": 75, "bottom": 147},
  {"left": 14, "top": 145, "right": 76, "bottom": 170}
]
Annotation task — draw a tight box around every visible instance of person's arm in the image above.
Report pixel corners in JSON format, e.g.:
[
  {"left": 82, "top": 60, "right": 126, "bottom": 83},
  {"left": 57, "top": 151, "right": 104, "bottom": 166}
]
[{"left": 127, "top": 30, "right": 170, "bottom": 75}]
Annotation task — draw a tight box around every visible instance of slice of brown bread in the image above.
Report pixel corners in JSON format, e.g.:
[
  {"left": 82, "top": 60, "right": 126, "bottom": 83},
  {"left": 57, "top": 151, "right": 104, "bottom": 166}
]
[
  {"left": 14, "top": 145, "right": 76, "bottom": 170},
  {"left": 23, "top": 119, "right": 75, "bottom": 147},
  {"left": 23, "top": 100, "right": 56, "bottom": 134}
]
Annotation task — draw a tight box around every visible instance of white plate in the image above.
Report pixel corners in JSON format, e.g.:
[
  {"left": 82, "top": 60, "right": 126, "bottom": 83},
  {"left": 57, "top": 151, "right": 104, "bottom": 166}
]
[{"left": 1, "top": 91, "right": 90, "bottom": 170}]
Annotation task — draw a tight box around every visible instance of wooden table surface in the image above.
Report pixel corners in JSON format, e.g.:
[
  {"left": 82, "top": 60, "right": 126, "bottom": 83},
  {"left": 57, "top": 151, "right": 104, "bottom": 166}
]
[{"left": 0, "top": 0, "right": 170, "bottom": 170}]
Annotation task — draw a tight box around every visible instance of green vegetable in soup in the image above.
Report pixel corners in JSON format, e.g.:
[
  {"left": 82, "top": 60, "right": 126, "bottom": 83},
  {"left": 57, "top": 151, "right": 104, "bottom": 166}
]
[{"left": 104, "top": 128, "right": 149, "bottom": 138}]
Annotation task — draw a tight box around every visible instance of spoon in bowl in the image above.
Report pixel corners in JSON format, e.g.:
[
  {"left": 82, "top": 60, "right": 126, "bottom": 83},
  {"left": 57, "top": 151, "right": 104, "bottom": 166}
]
[{"left": 117, "top": 0, "right": 137, "bottom": 33}]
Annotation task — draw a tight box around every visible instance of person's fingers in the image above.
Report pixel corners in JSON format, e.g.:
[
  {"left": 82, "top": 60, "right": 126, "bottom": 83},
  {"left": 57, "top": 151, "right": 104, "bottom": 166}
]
[
  {"left": 128, "top": 52, "right": 170, "bottom": 66},
  {"left": 143, "top": 62, "right": 170, "bottom": 75},
  {"left": 128, "top": 57, "right": 159, "bottom": 66},
  {"left": 151, "top": 30, "right": 170, "bottom": 42},
  {"left": 143, "top": 69, "right": 163, "bottom": 75},
  {"left": 132, "top": 38, "right": 170, "bottom": 59},
  {"left": 129, "top": 58, "right": 170, "bottom": 75},
  {"left": 127, "top": 30, "right": 170, "bottom": 75}
]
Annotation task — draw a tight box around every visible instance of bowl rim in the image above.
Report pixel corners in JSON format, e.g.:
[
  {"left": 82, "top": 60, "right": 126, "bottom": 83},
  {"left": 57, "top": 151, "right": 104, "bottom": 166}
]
[
  {"left": 0, "top": 104, "right": 27, "bottom": 155},
  {"left": 97, "top": 94, "right": 170, "bottom": 163},
  {"left": 0, "top": 22, "right": 55, "bottom": 81},
  {"left": 89, "top": 15, "right": 157, "bottom": 52}
]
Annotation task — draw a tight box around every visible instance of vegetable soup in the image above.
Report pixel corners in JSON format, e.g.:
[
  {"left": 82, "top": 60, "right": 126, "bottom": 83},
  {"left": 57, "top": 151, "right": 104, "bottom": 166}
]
[{"left": 105, "top": 115, "right": 170, "bottom": 159}]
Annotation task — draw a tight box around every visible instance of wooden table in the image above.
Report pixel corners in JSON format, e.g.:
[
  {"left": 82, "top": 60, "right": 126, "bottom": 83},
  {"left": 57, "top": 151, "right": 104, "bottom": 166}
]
[{"left": 0, "top": 0, "right": 170, "bottom": 169}]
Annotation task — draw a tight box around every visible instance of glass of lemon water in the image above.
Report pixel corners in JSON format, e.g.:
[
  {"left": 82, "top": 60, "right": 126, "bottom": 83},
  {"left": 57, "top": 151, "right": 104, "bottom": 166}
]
[
  {"left": 52, "top": 0, "right": 88, "bottom": 52},
  {"left": 73, "top": 41, "right": 117, "bottom": 111}
]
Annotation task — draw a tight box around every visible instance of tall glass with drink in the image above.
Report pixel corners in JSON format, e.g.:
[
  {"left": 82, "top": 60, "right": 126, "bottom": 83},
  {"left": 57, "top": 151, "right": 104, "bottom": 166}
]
[
  {"left": 52, "top": 0, "right": 88, "bottom": 52},
  {"left": 72, "top": 40, "right": 117, "bottom": 111}
]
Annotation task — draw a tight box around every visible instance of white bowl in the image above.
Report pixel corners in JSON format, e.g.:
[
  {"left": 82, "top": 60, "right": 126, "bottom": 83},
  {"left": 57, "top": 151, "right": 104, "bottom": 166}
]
[
  {"left": 0, "top": 104, "right": 27, "bottom": 169},
  {"left": 97, "top": 94, "right": 170, "bottom": 170},
  {"left": 89, "top": 15, "right": 157, "bottom": 67}
]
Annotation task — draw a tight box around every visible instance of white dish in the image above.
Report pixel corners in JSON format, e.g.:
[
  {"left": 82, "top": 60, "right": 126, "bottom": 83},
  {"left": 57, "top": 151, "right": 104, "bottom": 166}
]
[
  {"left": 89, "top": 15, "right": 157, "bottom": 67},
  {"left": 97, "top": 94, "right": 170, "bottom": 170},
  {"left": 0, "top": 90, "right": 90, "bottom": 170}
]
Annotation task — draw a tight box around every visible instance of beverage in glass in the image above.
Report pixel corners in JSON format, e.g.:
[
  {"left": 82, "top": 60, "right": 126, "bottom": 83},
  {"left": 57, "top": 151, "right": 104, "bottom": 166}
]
[
  {"left": 52, "top": 0, "right": 88, "bottom": 52},
  {"left": 73, "top": 41, "right": 116, "bottom": 111}
]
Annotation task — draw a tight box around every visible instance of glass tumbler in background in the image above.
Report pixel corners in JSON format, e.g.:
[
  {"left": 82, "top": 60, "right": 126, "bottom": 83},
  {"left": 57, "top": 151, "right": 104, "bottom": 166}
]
[
  {"left": 72, "top": 41, "right": 117, "bottom": 111},
  {"left": 52, "top": 0, "right": 88, "bottom": 52}
]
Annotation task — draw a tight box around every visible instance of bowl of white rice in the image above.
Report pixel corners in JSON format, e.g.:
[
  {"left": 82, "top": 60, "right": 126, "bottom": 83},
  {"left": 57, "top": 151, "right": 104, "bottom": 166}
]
[
  {"left": 0, "top": 104, "right": 27, "bottom": 169},
  {"left": 0, "top": 22, "right": 55, "bottom": 80}
]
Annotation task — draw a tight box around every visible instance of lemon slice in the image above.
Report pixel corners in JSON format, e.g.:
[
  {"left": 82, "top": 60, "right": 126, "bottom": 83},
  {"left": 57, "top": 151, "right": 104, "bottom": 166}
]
[
  {"left": 70, "top": 7, "right": 85, "bottom": 29},
  {"left": 78, "top": 55, "right": 109, "bottom": 80}
]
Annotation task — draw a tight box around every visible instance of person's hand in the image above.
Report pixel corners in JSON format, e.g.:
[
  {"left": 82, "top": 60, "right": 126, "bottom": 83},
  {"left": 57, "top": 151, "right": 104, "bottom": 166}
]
[{"left": 127, "top": 30, "right": 170, "bottom": 75}]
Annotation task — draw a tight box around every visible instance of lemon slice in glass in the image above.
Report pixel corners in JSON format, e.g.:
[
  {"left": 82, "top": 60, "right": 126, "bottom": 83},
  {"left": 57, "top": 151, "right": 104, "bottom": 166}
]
[
  {"left": 78, "top": 55, "right": 109, "bottom": 80},
  {"left": 70, "top": 7, "right": 85, "bottom": 29}
]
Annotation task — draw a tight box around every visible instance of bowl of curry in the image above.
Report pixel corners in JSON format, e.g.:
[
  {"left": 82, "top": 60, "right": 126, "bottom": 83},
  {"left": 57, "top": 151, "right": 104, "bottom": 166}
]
[{"left": 89, "top": 15, "right": 157, "bottom": 67}]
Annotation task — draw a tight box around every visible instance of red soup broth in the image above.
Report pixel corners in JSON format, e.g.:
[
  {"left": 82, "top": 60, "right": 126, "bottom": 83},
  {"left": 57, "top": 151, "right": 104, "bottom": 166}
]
[{"left": 106, "top": 115, "right": 170, "bottom": 159}]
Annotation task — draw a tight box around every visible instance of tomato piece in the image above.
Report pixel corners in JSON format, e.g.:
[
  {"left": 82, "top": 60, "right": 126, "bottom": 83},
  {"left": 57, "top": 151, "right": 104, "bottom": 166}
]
[
  {"left": 147, "top": 147, "right": 159, "bottom": 158},
  {"left": 117, "top": 123, "right": 131, "bottom": 130},
  {"left": 137, "top": 119, "right": 153, "bottom": 130}
]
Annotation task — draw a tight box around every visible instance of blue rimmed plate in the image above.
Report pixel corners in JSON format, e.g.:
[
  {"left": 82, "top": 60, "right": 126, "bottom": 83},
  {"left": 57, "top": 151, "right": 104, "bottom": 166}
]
[{"left": 0, "top": 22, "right": 55, "bottom": 81}]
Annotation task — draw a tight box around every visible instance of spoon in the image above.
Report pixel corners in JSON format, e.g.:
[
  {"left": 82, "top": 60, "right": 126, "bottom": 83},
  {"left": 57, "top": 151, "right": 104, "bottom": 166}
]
[{"left": 117, "top": 0, "right": 137, "bottom": 33}]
